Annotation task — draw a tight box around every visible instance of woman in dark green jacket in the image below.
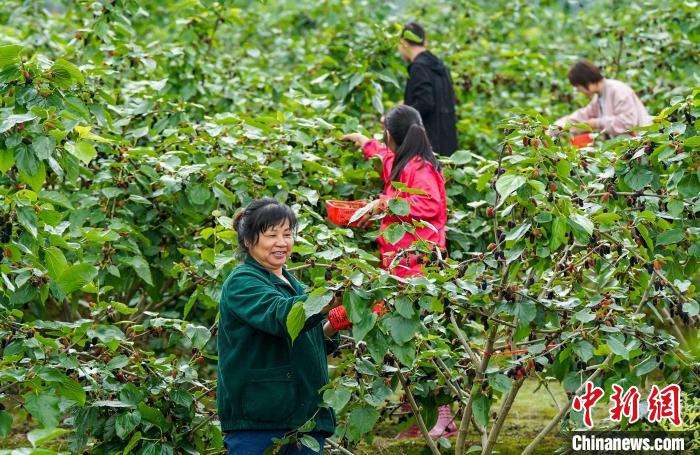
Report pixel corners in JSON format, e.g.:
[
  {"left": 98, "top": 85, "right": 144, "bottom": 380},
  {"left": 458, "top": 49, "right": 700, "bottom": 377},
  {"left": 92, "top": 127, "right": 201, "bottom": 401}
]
[{"left": 217, "top": 198, "right": 341, "bottom": 454}]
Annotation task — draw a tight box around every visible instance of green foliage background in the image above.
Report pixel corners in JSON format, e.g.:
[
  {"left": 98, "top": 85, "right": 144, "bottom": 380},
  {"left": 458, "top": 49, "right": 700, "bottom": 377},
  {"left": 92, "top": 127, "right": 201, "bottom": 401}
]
[{"left": 0, "top": 0, "right": 698, "bottom": 453}]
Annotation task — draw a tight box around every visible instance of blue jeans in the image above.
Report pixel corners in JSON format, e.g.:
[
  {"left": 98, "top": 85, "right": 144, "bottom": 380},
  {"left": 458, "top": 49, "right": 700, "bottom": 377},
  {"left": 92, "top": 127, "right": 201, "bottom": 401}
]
[{"left": 223, "top": 431, "right": 325, "bottom": 455}]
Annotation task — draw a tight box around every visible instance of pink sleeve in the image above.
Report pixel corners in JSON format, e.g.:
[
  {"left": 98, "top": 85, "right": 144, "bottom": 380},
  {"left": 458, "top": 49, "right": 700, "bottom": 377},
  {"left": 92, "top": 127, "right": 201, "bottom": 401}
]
[
  {"left": 598, "top": 92, "right": 638, "bottom": 136},
  {"left": 555, "top": 98, "right": 599, "bottom": 127},
  {"left": 362, "top": 139, "right": 389, "bottom": 160}
]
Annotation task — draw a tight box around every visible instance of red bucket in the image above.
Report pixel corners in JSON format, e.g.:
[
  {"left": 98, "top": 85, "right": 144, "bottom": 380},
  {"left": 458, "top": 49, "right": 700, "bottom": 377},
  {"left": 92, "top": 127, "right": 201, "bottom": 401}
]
[
  {"left": 326, "top": 200, "right": 368, "bottom": 227},
  {"left": 570, "top": 132, "right": 593, "bottom": 148}
]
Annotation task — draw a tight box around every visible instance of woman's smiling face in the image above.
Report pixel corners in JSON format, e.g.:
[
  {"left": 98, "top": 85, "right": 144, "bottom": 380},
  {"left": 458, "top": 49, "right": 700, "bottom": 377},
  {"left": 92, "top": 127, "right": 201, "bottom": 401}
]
[{"left": 248, "top": 219, "right": 294, "bottom": 273}]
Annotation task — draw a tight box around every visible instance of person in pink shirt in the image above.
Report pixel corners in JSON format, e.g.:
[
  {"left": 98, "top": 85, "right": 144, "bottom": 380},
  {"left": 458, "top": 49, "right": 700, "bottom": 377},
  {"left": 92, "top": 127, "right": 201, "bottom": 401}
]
[
  {"left": 338, "top": 105, "right": 455, "bottom": 439},
  {"left": 340, "top": 104, "right": 447, "bottom": 278},
  {"left": 555, "top": 59, "right": 652, "bottom": 137}
]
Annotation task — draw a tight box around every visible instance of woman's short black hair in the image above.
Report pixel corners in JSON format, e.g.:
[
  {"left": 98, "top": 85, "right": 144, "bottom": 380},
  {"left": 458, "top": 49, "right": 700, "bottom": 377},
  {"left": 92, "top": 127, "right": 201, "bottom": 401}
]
[
  {"left": 568, "top": 60, "right": 603, "bottom": 88},
  {"left": 232, "top": 198, "right": 297, "bottom": 257}
]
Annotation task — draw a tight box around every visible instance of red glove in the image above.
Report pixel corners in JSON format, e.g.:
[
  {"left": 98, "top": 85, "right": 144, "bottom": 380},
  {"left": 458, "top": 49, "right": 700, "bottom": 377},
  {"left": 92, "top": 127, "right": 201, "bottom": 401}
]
[{"left": 328, "top": 301, "right": 386, "bottom": 331}]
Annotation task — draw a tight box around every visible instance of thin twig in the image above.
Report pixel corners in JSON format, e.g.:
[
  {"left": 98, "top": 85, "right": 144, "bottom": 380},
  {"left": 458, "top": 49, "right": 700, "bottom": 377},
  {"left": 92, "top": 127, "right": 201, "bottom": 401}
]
[{"left": 397, "top": 371, "right": 441, "bottom": 455}]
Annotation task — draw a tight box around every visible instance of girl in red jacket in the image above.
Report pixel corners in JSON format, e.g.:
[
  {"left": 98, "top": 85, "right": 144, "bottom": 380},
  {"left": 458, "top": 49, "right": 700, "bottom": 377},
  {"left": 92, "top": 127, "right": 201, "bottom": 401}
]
[
  {"left": 341, "top": 104, "right": 448, "bottom": 278},
  {"left": 336, "top": 105, "right": 455, "bottom": 439}
]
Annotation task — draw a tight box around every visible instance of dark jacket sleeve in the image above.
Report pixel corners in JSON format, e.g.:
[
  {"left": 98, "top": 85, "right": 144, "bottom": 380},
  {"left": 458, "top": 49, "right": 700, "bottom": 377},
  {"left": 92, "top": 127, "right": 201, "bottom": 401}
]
[
  {"left": 226, "top": 272, "right": 324, "bottom": 339},
  {"left": 324, "top": 328, "right": 341, "bottom": 355},
  {"left": 405, "top": 63, "right": 435, "bottom": 119}
]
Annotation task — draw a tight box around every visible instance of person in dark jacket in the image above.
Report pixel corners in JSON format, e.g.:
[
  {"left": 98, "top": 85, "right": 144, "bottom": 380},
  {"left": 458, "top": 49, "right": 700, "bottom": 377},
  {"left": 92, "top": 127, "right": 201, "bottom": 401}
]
[
  {"left": 217, "top": 198, "right": 341, "bottom": 454},
  {"left": 399, "top": 22, "right": 459, "bottom": 156}
]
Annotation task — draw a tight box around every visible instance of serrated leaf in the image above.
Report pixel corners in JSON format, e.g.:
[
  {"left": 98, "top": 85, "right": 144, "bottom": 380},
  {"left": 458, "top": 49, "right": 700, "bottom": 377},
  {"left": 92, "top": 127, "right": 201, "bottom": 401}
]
[
  {"left": 495, "top": 174, "right": 526, "bottom": 201},
  {"left": 303, "top": 288, "right": 333, "bottom": 318},
  {"left": 286, "top": 300, "right": 305, "bottom": 342},
  {"left": 66, "top": 140, "right": 97, "bottom": 164},
  {"left": 27, "top": 427, "right": 71, "bottom": 448},
  {"left": 382, "top": 222, "right": 406, "bottom": 245},
  {"left": 115, "top": 411, "right": 141, "bottom": 439},
  {"left": 56, "top": 263, "right": 98, "bottom": 294}
]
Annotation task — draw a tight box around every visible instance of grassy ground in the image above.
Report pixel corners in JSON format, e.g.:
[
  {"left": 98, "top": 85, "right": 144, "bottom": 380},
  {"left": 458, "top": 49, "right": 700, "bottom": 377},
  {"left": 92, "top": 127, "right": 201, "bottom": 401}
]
[
  {"left": 353, "top": 380, "right": 566, "bottom": 455},
  {"left": 1, "top": 380, "right": 565, "bottom": 453}
]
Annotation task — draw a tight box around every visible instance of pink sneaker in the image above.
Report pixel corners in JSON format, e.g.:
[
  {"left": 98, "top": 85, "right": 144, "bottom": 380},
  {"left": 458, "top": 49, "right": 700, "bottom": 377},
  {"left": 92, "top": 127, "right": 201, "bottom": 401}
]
[
  {"left": 428, "top": 405, "right": 456, "bottom": 438},
  {"left": 396, "top": 405, "right": 457, "bottom": 439}
]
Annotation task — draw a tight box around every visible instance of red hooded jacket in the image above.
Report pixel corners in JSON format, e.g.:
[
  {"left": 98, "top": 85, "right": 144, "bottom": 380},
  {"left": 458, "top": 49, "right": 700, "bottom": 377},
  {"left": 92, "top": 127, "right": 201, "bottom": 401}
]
[{"left": 362, "top": 139, "right": 447, "bottom": 277}]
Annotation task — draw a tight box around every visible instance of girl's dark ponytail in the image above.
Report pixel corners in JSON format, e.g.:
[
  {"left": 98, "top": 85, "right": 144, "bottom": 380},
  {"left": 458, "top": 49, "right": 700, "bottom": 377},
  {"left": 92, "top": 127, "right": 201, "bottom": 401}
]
[{"left": 386, "top": 105, "right": 441, "bottom": 182}]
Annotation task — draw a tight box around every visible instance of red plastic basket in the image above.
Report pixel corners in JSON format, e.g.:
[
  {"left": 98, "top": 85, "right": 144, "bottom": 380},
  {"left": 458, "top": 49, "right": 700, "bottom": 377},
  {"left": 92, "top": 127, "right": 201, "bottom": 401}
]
[
  {"left": 326, "top": 200, "right": 368, "bottom": 227},
  {"left": 570, "top": 132, "right": 593, "bottom": 148}
]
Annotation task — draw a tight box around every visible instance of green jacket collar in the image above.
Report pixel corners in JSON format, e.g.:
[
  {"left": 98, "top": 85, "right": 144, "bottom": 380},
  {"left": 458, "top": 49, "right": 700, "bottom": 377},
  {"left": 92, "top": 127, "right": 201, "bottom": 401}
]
[{"left": 243, "top": 255, "right": 301, "bottom": 293}]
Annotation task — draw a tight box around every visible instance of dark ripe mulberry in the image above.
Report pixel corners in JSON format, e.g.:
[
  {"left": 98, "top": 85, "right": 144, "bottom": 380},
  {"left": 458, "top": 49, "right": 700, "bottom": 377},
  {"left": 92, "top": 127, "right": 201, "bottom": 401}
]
[
  {"left": 506, "top": 368, "right": 515, "bottom": 378},
  {"left": 600, "top": 244, "right": 610, "bottom": 255},
  {"left": 630, "top": 256, "right": 637, "bottom": 266},
  {"left": 325, "top": 269, "right": 332, "bottom": 281},
  {"left": 547, "top": 291, "right": 555, "bottom": 300},
  {"left": 645, "top": 263, "right": 654, "bottom": 274},
  {"left": 481, "top": 280, "right": 488, "bottom": 290},
  {"left": 527, "top": 277, "right": 535, "bottom": 286},
  {"left": 508, "top": 221, "right": 515, "bottom": 229},
  {"left": 576, "top": 360, "right": 586, "bottom": 371},
  {"left": 545, "top": 353, "right": 554, "bottom": 364},
  {"left": 534, "top": 362, "right": 544, "bottom": 372},
  {"left": 499, "top": 232, "right": 506, "bottom": 243},
  {"left": 655, "top": 354, "right": 661, "bottom": 363},
  {"left": 481, "top": 315, "right": 490, "bottom": 330}
]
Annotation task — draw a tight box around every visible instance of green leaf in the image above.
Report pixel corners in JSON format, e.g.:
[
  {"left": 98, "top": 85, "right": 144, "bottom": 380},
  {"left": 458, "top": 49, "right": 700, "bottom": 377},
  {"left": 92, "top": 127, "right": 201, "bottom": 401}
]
[
  {"left": 323, "top": 387, "right": 352, "bottom": 413},
  {"left": 678, "top": 173, "right": 700, "bottom": 198},
  {"left": 137, "top": 403, "right": 170, "bottom": 431},
  {"left": 382, "top": 222, "right": 407, "bottom": 245},
  {"left": 115, "top": 411, "right": 141, "bottom": 439},
  {"left": 347, "top": 406, "right": 379, "bottom": 441},
  {"left": 50, "top": 58, "right": 84, "bottom": 87},
  {"left": 0, "top": 45, "right": 23, "bottom": 69},
  {"left": 495, "top": 174, "right": 526, "bottom": 201},
  {"left": 24, "top": 392, "right": 60, "bottom": 427},
  {"left": 549, "top": 216, "right": 567, "bottom": 251},
  {"left": 472, "top": 392, "right": 491, "bottom": 427},
  {"left": 505, "top": 223, "right": 530, "bottom": 242},
  {"left": 19, "top": 161, "right": 46, "bottom": 192},
  {"left": 636, "top": 224, "right": 654, "bottom": 252},
  {"left": 56, "top": 263, "right": 98, "bottom": 294},
  {"left": 66, "top": 140, "right": 97, "bottom": 164},
  {"left": 32, "top": 136, "right": 55, "bottom": 160},
  {"left": 656, "top": 228, "right": 683, "bottom": 246},
  {"left": 303, "top": 288, "right": 333, "bottom": 318},
  {"left": 0, "top": 148, "right": 14, "bottom": 174},
  {"left": 121, "top": 256, "right": 154, "bottom": 286},
  {"left": 569, "top": 213, "right": 594, "bottom": 236},
  {"left": 56, "top": 376, "right": 86, "bottom": 405},
  {"left": 634, "top": 356, "right": 658, "bottom": 376},
  {"left": 623, "top": 167, "right": 654, "bottom": 191},
  {"left": 16, "top": 206, "right": 38, "bottom": 238},
  {"left": 515, "top": 301, "right": 536, "bottom": 325},
  {"left": 0, "top": 410, "right": 12, "bottom": 438},
  {"left": 388, "top": 198, "right": 410, "bottom": 217},
  {"left": 286, "top": 300, "right": 305, "bottom": 342},
  {"left": 390, "top": 181, "right": 427, "bottom": 195},
  {"left": 184, "top": 324, "right": 211, "bottom": 350},
  {"left": 27, "top": 427, "right": 71, "bottom": 448},
  {"left": 300, "top": 435, "right": 320, "bottom": 452},
  {"left": 383, "top": 313, "right": 421, "bottom": 345},
  {"left": 124, "top": 431, "right": 142, "bottom": 455},
  {"left": 606, "top": 336, "right": 629, "bottom": 360},
  {"left": 573, "top": 340, "right": 594, "bottom": 362}
]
